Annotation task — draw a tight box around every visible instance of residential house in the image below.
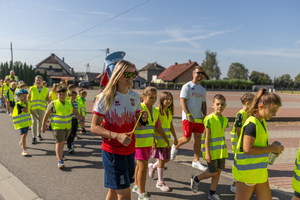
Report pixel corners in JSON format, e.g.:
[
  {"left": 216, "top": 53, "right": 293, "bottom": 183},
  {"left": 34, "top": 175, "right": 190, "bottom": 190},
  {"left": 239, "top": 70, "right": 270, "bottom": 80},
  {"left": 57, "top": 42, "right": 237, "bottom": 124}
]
[
  {"left": 35, "top": 53, "right": 75, "bottom": 84},
  {"left": 82, "top": 72, "right": 101, "bottom": 85},
  {"left": 157, "top": 60, "right": 209, "bottom": 83},
  {"left": 138, "top": 62, "right": 165, "bottom": 83}
]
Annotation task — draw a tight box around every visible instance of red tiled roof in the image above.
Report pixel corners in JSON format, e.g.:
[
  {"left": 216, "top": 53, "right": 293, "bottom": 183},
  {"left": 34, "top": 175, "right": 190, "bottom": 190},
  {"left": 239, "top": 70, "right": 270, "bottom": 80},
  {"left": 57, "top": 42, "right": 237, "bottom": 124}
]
[
  {"left": 157, "top": 62, "right": 196, "bottom": 81},
  {"left": 36, "top": 53, "right": 71, "bottom": 75},
  {"left": 96, "top": 72, "right": 104, "bottom": 79}
]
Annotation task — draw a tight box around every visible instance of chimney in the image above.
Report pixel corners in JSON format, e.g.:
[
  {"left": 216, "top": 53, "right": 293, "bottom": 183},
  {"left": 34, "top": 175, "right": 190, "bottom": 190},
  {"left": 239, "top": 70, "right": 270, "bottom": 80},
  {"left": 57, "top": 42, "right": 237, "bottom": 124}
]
[
  {"left": 51, "top": 53, "right": 55, "bottom": 57},
  {"left": 188, "top": 59, "right": 191, "bottom": 64},
  {"left": 62, "top": 57, "right": 65, "bottom": 62},
  {"left": 175, "top": 62, "right": 178, "bottom": 65}
]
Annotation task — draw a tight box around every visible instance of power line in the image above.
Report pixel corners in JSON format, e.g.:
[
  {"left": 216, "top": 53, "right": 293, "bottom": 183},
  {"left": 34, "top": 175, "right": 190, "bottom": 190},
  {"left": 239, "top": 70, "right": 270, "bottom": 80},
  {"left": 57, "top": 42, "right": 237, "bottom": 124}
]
[
  {"left": 35, "top": 0, "right": 151, "bottom": 49},
  {"left": 0, "top": 47, "right": 105, "bottom": 52},
  {"left": 69, "top": 52, "right": 105, "bottom": 64}
]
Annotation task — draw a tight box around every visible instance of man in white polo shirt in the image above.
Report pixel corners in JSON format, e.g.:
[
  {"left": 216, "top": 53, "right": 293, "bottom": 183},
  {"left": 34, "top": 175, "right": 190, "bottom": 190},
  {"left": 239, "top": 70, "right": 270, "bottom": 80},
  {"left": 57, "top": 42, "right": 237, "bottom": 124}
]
[{"left": 171, "top": 65, "right": 207, "bottom": 171}]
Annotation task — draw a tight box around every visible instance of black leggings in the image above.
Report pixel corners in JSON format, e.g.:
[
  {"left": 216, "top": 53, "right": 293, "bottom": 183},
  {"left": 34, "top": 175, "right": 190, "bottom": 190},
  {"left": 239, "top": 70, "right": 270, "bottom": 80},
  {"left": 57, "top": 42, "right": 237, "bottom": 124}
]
[{"left": 67, "top": 119, "right": 78, "bottom": 148}]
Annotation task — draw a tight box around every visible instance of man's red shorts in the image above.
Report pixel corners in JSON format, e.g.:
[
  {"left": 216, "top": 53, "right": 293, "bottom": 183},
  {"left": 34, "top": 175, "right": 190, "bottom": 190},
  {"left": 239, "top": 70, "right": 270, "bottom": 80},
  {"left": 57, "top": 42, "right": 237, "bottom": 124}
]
[{"left": 182, "top": 119, "right": 205, "bottom": 138}]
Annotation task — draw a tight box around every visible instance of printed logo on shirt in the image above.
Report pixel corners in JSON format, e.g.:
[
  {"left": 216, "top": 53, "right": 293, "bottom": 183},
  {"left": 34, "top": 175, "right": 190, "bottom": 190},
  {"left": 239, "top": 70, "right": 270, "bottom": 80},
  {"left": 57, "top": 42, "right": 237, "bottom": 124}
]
[
  {"left": 191, "top": 92, "right": 205, "bottom": 98},
  {"left": 130, "top": 99, "right": 135, "bottom": 106},
  {"left": 120, "top": 175, "right": 125, "bottom": 185},
  {"left": 115, "top": 101, "right": 120, "bottom": 106}
]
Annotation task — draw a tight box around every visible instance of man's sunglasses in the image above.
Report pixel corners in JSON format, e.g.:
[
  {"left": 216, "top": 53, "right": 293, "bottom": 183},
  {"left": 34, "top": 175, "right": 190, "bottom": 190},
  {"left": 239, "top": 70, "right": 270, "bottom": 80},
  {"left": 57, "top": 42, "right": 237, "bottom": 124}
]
[
  {"left": 196, "top": 72, "right": 205, "bottom": 75},
  {"left": 123, "top": 72, "right": 137, "bottom": 78}
]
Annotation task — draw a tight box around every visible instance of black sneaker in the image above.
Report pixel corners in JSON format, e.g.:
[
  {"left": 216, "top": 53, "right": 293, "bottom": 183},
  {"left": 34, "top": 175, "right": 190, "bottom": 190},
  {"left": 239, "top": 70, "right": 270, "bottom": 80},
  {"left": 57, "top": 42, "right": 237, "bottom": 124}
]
[
  {"left": 37, "top": 135, "right": 43, "bottom": 141},
  {"left": 32, "top": 137, "right": 37, "bottom": 144}
]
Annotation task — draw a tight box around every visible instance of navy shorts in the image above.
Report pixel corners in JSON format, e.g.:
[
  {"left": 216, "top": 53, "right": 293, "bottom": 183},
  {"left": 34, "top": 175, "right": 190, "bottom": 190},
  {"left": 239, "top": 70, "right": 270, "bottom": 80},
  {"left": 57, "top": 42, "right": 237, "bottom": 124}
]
[
  {"left": 20, "top": 127, "right": 29, "bottom": 135},
  {"left": 102, "top": 150, "right": 135, "bottom": 189}
]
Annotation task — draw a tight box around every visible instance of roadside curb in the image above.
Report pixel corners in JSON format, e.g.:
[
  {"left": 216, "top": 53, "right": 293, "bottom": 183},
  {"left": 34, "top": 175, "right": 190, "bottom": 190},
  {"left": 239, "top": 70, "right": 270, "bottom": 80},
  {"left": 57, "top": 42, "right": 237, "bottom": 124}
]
[{"left": 0, "top": 163, "right": 41, "bottom": 200}]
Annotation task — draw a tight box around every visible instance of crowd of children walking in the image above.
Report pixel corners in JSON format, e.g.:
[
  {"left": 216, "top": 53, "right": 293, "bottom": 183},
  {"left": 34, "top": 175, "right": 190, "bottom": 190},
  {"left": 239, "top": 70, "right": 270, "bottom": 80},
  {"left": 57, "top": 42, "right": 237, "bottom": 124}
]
[{"left": 1, "top": 62, "right": 300, "bottom": 200}]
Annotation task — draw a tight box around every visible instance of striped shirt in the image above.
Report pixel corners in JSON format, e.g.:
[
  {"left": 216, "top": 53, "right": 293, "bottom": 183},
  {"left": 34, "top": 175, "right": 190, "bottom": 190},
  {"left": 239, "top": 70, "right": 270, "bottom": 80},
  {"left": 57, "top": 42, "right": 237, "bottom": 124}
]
[{"left": 71, "top": 101, "right": 78, "bottom": 119}]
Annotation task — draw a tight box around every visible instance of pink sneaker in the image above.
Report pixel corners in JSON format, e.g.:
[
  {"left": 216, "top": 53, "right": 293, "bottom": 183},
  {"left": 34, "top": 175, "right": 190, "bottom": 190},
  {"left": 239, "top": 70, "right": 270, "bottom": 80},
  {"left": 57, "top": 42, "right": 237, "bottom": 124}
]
[
  {"left": 156, "top": 181, "right": 170, "bottom": 192},
  {"left": 148, "top": 163, "right": 155, "bottom": 179}
]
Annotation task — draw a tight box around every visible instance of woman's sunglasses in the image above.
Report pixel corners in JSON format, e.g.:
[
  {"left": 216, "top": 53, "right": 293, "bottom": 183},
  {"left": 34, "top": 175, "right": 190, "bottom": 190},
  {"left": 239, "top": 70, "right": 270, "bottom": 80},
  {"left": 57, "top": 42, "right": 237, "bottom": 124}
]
[
  {"left": 196, "top": 72, "right": 205, "bottom": 75},
  {"left": 123, "top": 72, "right": 137, "bottom": 78}
]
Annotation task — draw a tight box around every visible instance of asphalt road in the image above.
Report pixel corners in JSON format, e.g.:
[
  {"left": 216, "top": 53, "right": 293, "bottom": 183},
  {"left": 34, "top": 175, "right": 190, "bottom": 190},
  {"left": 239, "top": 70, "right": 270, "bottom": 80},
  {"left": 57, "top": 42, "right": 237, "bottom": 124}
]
[{"left": 0, "top": 106, "right": 293, "bottom": 200}]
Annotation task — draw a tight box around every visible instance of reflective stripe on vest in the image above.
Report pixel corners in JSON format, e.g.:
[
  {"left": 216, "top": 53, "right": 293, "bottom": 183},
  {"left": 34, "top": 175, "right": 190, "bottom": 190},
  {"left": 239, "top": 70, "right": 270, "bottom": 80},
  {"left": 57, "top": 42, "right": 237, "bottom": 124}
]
[
  {"left": 201, "top": 113, "right": 228, "bottom": 160},
  {"left": 134, "top": 103, "right": 158, "bottom": 147},
  {"left": 154, "top": 108, "right": 172, "bottom": 148},
  {"left": 230, "top": 109, "right": 247, "bottom": 153},
  {"left": 50, "top": 100, "right": 73, "bottom": 130},
  {"left": 292, "top": 141, "right": 300, "bottom": 193},
  {"left": 232, "top": 116, "right": 269, "bottom": 184},
  {"left": 30, "top": 86, "right": 48, "bottom": 111},
  {"left": 12, "top": 101, "right": 32, "bottom": 129}
]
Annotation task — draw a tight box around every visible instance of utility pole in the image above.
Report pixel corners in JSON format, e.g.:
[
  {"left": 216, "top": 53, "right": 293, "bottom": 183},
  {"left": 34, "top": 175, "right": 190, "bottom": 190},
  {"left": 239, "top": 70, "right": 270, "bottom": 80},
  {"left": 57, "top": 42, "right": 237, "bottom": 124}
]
[
  {"left": 10, "top": 42, "right": 13, "bottom": 70},
  {"left": 86, "top": 63, "right": 90, "bottom": 73}
]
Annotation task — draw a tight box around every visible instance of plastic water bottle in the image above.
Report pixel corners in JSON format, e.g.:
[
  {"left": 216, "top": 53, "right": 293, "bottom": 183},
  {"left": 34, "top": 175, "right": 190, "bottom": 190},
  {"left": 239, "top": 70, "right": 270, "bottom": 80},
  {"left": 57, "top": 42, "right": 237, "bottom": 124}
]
[{"left": 269, "top": 141, "right": 281, "bottom": 165}]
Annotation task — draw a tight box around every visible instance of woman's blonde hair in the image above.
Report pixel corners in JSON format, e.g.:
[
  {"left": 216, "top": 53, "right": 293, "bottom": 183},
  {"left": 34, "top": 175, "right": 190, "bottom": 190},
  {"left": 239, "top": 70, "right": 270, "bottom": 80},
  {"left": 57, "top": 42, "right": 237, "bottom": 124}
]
[
  {"left": 100, "top": 60, "right": 135, "bottom": 112},
  {"left": 247, "top": 88, "right": 282, "bottom": 118},
  {"left": 158, "top": 91, "right": 174, "bottom": 116}
]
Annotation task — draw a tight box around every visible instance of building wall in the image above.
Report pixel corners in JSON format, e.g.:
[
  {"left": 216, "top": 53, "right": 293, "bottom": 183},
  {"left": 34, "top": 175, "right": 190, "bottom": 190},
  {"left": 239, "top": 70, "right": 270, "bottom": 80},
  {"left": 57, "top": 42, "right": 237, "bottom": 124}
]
[
  {"left": 147, "top": 70, "right": 164, "bottom": 82},
  {"left": 37, "top": 63, "right": 69, "bottom": 76},
  {"left": 176, "top": 68, "right": 194, "bottom": 83},
  {"left": 139, "top": 71, "right": 147, "bottom": 81}
]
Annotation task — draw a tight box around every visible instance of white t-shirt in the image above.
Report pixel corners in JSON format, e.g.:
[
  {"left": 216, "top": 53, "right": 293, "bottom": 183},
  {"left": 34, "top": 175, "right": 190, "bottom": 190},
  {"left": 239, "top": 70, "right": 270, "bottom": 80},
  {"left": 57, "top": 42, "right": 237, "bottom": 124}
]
[
  {"left": 180, "top": 81, "right": 206, "bottom": 121},
  {"left": 93, "top": 90, "right": 141, "bottom": 155}
]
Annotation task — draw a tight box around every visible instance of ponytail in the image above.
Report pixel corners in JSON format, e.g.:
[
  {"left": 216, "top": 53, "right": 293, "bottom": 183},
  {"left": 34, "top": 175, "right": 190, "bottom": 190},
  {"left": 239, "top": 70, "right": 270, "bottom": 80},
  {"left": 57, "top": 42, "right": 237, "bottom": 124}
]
[{"left": 247, "top": 88, "right": 281, "bottom": 118}]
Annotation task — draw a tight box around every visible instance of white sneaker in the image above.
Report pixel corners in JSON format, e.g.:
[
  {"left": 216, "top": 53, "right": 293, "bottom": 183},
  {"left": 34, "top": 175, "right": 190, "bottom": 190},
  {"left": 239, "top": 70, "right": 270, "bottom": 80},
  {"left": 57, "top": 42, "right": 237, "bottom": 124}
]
[
  {"left": 192, "top": 161, "right": 207, "bottom": 171},
  {"left": 132, "top": 185, "right": 139, "bottom": 194},
  {"left": 9, "top": 113, "right": 12, "bottom": 116},
  {"left": 230, "top": 184, "right": 236, "bottom": 193},
  {"left": 208, "top": 193, "right": 222, "bottom": 200},
  {"left": 138, "top": 192, "right": 150, "bottom": 200},
  {"left": 170, "top": 144, "right": 178, "bottom": 160}
]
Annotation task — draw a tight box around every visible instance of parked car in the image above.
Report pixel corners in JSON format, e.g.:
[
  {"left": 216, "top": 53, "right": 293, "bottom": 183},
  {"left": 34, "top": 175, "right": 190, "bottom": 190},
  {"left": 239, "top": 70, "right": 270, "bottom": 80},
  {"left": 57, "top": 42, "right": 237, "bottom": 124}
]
[{"left": 78, "top": 81, "right": 93, "bottom": 89}]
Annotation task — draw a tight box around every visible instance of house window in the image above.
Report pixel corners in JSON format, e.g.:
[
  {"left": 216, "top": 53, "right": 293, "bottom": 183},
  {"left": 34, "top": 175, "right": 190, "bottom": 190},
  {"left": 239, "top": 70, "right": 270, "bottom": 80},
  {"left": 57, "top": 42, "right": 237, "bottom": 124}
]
[{"left": 49, "top": 66, "right": 52, "bottom": 69}]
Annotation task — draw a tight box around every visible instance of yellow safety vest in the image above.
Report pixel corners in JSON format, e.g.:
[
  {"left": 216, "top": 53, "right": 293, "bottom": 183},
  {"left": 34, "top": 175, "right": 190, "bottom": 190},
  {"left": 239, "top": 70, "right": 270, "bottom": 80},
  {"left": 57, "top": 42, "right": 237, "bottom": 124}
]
[
  {"left": 154, "top": 108, "right": 172, "bottom": 148},
  {"left": 8, "top": 88, "right": 15, "bottom": 102},
  {"left": 135, "top": 103, "right": 158, "bottom": 148},
  {"left": 232, "top": 116, "right": 269, "bottom": 184},
  {"left": 6, "top": 75, "right": 18, "bottom": 82},
  {"left": 231, "top": 109, "right": 247, "bottom": 153},
  {"left": 3, "top": 83, "right": 9, "bottom": 97},
  {"left": 201, "top": 113, "right": 228, "bottom": 160},
  {"left": 30, "top": 86, "right": 49, "bottom": 111},
  {"left": 65, "top": 90, "right": 70, "bottom": 101},
  {"left": 12, "top": 101, "right": 32, "bottom": 129},
  {"left": 0, "top": 85, "right": 2, "bottom": 98},
  {"left": 50, "top": 91, "right": 58, "bottom": 101},
  {"left": 50, "top": 100, "right": 73, "bottom": 130},
  {"left": 293, "top": 141, "right": 300, "bottom": 193}
]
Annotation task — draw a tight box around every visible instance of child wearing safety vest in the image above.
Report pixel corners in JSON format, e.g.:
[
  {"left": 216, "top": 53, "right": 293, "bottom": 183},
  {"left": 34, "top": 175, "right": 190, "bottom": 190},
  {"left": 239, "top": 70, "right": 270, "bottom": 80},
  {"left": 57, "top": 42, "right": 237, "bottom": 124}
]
[
  {"left": 7, "top": 82, "right": 17, "bottom": 116},
  {"left": 12, "top": 89, "right": 39, "bottom": 156},
  {"left": 77, "top": 90, "right": 87, "bottom": 134},
  {"left": 67, "top": 90, "right": 83, "bottom": 153},
  {"left": 232, "top": 88, "right": 284, "bottom": 200},
  {"left": 49, "top": 83, "right": 58, "bottom": 101},
  {"left": 66, "top": 84, "right": 76, "bottom": 101},
  {"left": 41, "top": 86, "right": 84, "bottom": 169},
  {"left": 0, "top": 79, "right": 3, "bottom": 106},
  {"left": 148, "top": 91, "right": 178, "bottom": 192},
  {"left": 292, "top": 141, "right": 300, "bottom": 200},
  {"left": 229, "top": 92, "right": 255, "bottom": 193},
  {"left": 2, "top": 77, "right": 11, "bottom": 113},
  {"left": 132, "top": 86, "right": 170, "bottom": 200},
  {"left": 28, "top": 75, "right": 50, "bottom": 144},
  {"left": 191, "top": 94, "right": 229, "bottom": 200}
]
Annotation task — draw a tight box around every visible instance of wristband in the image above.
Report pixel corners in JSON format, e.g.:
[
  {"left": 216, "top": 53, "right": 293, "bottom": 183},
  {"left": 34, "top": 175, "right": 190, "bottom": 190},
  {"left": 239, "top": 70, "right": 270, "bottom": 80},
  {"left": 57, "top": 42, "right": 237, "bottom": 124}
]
[{"left": 187, "top": 113, "right": 191, "bottom": 117}]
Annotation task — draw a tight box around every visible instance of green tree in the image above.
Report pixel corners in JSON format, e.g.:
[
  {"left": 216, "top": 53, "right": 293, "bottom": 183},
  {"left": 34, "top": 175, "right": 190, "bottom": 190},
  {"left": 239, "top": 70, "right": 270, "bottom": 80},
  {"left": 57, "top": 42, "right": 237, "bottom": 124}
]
[
  {"left": 201, "top": 50, "right": 221, "bottom": 80},
  {"left": 227, "top": 63, "right": 249, "bottom": 80},
  {"left": 42, "top": 69, "right": 48, "bottom": 82},
  {"left": 295, "top": 73, "right": 300, "bottom": 83},
  {"left": 274, "top": 74, "right": 293, "bottom": 88},
  {"left": 249, "top": 71, "right": 272, "bottom": 85}
]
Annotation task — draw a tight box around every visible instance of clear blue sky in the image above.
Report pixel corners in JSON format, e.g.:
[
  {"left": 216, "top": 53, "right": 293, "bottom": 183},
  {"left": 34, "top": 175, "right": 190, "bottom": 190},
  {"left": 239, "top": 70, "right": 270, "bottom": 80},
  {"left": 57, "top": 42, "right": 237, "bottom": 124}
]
[{"left": 0, "top": 0, "right": 299, "bottom": 80}]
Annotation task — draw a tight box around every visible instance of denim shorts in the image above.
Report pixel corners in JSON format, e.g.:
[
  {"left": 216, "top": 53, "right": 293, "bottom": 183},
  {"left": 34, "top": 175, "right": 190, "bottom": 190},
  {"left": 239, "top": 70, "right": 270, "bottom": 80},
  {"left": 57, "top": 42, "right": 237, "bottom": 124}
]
[
  {"left": 102, "top": 150, "right": 135, "bottom": 189},
  {"left": 20, "top": 127, "right": 29, "bottom": 135}
]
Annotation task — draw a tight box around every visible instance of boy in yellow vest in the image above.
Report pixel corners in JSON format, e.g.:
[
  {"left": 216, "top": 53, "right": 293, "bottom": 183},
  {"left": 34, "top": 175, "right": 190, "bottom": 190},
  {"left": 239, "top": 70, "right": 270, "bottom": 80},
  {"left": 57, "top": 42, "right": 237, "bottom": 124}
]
[
  {"left": 7, "top": 82, "right": 17, "bottom": 116},
  {"left": 229, "top": 92, "right": 254, "bottom": 193},
  {"left": 292, "top": 142, "right": 300, "bottom": 200},
  {"left": 191, "top": 94, "right": 228, "bottom": 200},
  {"left": 41, "top": 86, "right": 84, "bottom": 169},
  {"left": 2, "top": 77, "right": 11, "bottom": 113},
  {"left": 12, "top": 89, "right": 39, "bottom": 156},
  {"left": 27, "top": 75, "right": 50, "bottom": 144},
  {"left": 77, "top": 90, "right": 87, "bottom": 134}
]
